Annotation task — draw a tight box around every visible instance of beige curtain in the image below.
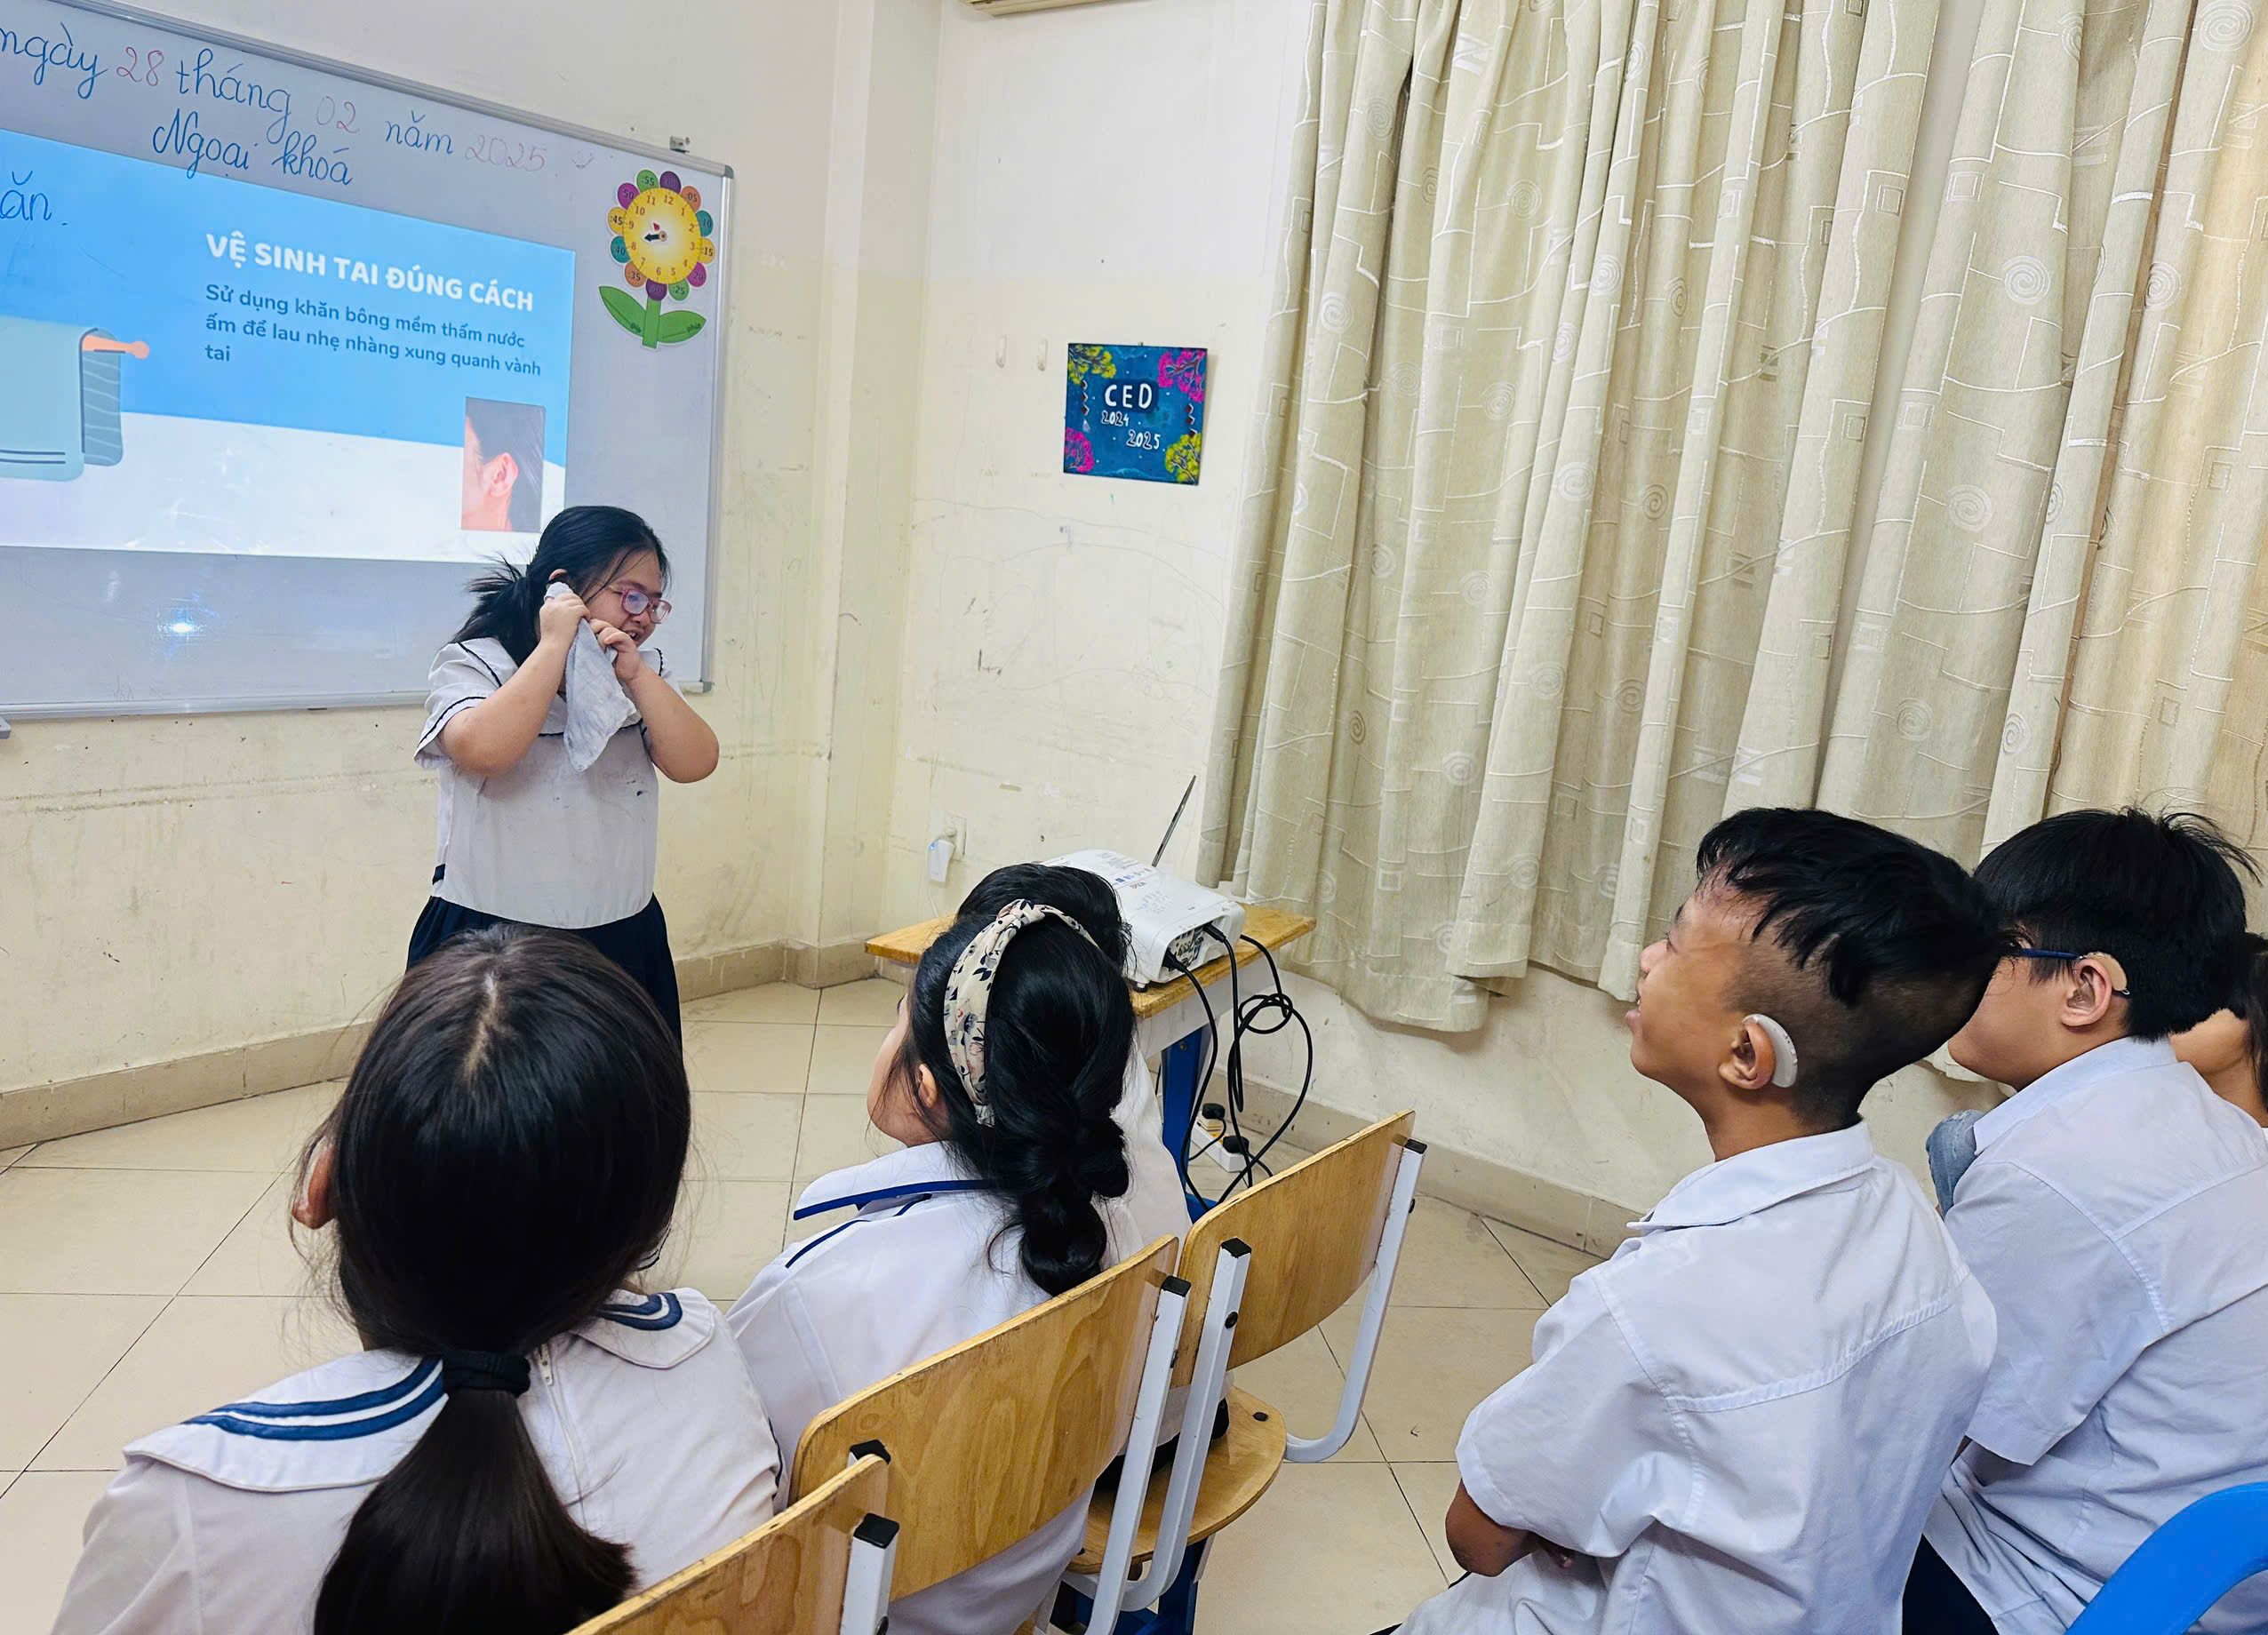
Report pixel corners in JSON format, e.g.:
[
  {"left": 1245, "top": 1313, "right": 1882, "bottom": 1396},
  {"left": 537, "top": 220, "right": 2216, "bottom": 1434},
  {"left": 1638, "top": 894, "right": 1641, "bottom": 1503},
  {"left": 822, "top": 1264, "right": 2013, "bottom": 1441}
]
[
  {"left": 1199, "top": 0, "right": 1938, "bottom": 1027},
  {"left": 1821, "top": 0, "right": 2268, "bottom": 865}
]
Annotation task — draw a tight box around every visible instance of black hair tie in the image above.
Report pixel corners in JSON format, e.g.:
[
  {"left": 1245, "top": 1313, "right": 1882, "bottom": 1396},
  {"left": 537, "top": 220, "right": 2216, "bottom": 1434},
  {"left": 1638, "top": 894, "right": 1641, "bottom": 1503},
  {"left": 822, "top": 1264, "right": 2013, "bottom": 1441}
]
[{"left": 439, "top": 1351, "right": 531, "bottom": 1397}]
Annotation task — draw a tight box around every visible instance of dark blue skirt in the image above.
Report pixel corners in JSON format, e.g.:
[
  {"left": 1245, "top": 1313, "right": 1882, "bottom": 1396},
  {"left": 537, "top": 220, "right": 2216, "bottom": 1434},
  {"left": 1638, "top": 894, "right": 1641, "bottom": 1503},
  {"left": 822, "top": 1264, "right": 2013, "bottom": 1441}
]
[{"left": 406, "top": 882, "right": 682, "bottom": 1043}]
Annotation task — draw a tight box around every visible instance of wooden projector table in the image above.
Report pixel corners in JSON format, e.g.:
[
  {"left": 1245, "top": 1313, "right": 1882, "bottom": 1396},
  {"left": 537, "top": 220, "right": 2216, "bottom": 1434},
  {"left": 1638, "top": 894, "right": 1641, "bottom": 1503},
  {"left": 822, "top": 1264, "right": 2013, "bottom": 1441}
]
[{"left": 866, "top": 904, "right": 1315, "bottom": 1218}]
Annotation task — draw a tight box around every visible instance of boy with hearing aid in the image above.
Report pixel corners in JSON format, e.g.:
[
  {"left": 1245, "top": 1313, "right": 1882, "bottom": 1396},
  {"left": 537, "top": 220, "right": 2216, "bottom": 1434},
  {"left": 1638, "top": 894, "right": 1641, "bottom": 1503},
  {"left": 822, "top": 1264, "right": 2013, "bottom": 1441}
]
[{"left": 1388, "top": 810, "right": 2002, "bottom": 1635}]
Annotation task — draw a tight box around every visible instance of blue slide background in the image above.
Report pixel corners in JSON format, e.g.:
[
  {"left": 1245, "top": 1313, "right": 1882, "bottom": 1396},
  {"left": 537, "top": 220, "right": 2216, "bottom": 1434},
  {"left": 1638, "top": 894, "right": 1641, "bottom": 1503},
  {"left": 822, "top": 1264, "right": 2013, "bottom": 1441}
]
[{"left": 0, "top": 130, "right": 575, "bottom": 460}]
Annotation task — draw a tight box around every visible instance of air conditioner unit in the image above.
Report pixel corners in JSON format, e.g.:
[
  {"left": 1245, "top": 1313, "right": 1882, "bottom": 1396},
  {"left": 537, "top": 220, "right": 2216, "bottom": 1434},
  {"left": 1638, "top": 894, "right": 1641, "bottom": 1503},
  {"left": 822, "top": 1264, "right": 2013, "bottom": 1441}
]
[{"left": 962, "top": 0, "right": 1117, "bottom": 15}]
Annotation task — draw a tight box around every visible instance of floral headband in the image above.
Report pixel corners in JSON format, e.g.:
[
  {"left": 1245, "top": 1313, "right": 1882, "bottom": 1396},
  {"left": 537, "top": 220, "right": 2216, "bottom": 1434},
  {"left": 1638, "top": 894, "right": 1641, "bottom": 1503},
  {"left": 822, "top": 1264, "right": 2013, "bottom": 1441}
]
[{"left": 941, "top": 900, "right": 1100, "bottom": 1125}]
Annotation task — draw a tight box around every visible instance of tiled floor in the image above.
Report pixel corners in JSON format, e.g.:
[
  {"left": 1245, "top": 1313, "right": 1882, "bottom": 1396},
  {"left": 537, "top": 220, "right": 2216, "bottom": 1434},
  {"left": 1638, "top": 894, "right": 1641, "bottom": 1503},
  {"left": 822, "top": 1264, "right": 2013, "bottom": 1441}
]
[{"left": 0, "top": 979, "right": 1599, "bottom": 1634}]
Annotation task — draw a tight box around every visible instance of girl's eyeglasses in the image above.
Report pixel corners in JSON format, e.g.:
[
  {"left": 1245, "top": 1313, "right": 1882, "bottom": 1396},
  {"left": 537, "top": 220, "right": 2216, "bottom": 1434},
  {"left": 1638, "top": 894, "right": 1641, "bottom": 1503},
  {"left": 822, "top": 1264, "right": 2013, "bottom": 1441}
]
[
  {"left": 611, "top": 586, "right": 672, "bottom": 624},
  {"left": 2014, "top": 947, "right": 2132, "bottom": 1000}
]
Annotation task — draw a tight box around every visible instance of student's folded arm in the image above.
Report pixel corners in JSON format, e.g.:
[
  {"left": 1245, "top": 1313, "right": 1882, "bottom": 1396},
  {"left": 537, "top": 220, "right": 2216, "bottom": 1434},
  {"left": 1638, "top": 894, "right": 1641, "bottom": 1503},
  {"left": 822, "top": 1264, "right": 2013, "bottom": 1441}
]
[
  {"left": 1943, "top": 1160, "right": 2162, "bottom": 1466},
  {"left": 1451, "top": 1275, "right": 1680, "bottom": 1565},
  {"left": 1446, "top": 1482, "right": 1532, "bottom": 1576}
]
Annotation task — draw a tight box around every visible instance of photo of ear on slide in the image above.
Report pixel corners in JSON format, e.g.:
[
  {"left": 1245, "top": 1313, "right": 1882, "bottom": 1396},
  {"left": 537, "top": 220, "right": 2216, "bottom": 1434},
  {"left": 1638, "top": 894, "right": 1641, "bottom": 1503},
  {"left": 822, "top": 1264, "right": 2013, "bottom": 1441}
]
[
  {"left": 460, "top": 396, "right": 546, "bottom": 533},
  {"left": 0, "top": 316, "right": 148, "bottom": 483}
]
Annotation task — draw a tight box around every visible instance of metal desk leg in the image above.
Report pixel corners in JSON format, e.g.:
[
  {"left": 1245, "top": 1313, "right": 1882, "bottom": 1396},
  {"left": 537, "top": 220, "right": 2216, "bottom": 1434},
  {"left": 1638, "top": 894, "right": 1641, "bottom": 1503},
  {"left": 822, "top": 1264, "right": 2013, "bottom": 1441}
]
[{"left": 1159, "top": 1030, "right": 1209, "bottom": 1222}]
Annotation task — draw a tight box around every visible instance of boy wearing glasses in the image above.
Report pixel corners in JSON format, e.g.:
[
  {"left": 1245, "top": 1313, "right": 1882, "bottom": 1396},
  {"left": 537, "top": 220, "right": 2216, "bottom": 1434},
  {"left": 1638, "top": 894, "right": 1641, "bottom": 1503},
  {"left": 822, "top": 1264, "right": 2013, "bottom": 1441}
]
[{"left": 1908, "top": 810, "right": 2268, "bottom": 1633}]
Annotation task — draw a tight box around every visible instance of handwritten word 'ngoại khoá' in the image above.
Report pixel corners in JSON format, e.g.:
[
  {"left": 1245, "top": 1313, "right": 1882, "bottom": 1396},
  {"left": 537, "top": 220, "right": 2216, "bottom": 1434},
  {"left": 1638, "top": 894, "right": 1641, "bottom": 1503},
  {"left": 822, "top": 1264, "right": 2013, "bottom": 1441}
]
[
  {"left": 154, "top": 107, "right": 348, "bottom": 187},
  {"left": 204, "top": 234, "right": 539, "bottom": 310},
  {"left": 1, "top": 20, "right": 101, "bottom": 100}
]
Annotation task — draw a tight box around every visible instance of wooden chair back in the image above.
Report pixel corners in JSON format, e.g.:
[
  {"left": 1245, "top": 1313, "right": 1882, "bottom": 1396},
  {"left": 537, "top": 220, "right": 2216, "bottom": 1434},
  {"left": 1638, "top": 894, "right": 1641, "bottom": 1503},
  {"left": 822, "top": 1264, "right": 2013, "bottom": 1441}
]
[
  {"left": 1172, "top": 1110, "right": 1418, "bottom": 1385},
  {"left": 790, "top": 1236, "right": 1181, "bottom": 1600},
  {"left": 574, "top": 1454, "right": 891, "bottom": 1634}
]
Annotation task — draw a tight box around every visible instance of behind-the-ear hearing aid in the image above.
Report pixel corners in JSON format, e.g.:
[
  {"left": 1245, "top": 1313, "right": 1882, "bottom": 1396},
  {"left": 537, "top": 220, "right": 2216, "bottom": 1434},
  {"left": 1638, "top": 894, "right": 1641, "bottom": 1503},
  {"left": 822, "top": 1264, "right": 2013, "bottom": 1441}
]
[{"left": 1745, "top": 1014, "right": 1799, "bottom": 1088}]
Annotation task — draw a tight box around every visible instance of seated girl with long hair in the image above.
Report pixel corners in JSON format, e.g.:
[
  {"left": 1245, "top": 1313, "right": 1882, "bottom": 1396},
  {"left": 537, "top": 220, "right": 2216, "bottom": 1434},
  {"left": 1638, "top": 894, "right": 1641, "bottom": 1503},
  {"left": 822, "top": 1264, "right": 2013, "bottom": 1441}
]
[
  {"left": 54, "top": 927, "right": 779, "bottom": 1635},
  {"left": 729, "top": 898, "right": 1145, "bottom": 1635}
]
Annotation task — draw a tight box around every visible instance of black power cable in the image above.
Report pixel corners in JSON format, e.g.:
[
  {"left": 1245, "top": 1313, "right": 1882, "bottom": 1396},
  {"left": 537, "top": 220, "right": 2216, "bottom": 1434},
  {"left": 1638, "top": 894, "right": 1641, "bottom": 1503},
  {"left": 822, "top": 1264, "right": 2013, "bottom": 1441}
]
[
  {"left": 1161, "top": 946, "right": 1223, "bottom": 1212},
  {"left": 1162, "top": 926, "right": 1318, "bottom": 1210},
  {"left": 1233, "top": 932, "right": 1314, "bottom": 1184},
  {"left": 1198, "top": 925, "right": 1314, "bottom": 1199}
]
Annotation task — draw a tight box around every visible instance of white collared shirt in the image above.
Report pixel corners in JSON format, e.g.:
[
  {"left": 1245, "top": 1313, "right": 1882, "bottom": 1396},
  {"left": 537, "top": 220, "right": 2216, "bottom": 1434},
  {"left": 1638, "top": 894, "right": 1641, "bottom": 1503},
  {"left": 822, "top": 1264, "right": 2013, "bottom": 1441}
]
[
  {"left": 727, "top": 1144, "right": 1155, "bottom": 1635},
  {"left": 1401, "top": 1122, "right": 1994, "bottom": 1635},
  {"left": 1118, "top": 1047, "right": 1193, "bottom": 1249},
  {"left": 52, "top": 1289, "right": 779, "bottom": 1635},
  {"left": 1923, "top": 1036, "right": 2268, "bottom": 1633},
  {"left": 417, "top": 638, "right": 670, "bottom": 929}
]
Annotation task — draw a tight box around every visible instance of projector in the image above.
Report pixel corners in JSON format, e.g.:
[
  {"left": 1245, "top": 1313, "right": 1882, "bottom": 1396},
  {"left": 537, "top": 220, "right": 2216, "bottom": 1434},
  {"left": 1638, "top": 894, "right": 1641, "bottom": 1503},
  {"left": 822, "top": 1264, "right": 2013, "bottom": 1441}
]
[{"left": 1051, "top": 849, "right": 1248, "bottom": 988}]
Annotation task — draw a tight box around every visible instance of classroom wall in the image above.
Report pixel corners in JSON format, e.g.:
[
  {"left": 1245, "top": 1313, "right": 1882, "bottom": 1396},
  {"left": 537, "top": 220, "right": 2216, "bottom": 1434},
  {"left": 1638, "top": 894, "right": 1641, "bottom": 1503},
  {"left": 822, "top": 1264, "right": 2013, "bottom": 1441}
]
[
  {"left": 874, "top": 0, "right": 1999, "bottom": 1211},
  {"left": 1, "top": 0, "right": 843, "bottom": 1112},
  {"left": 881, "top": 0, "right": 1308, "bottom": 913}
]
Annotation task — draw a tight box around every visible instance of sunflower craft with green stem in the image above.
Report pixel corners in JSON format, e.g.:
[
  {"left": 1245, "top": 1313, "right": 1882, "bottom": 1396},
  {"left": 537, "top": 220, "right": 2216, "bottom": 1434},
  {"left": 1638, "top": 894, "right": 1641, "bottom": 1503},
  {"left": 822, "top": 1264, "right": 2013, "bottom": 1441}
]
[{"left": 603, "top": 170, "right": 715, "bottom": 347}]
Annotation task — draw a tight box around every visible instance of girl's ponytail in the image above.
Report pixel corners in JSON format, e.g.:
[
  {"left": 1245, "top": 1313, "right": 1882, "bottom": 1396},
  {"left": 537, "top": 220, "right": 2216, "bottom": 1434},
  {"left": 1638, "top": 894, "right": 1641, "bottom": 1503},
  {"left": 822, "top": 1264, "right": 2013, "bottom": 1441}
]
[
  {"left": 315, "top": 1384, "right": 631, "bottom": 1635},
  {"left": 449, "top": 506, "right": 671, "bottom": 666},
  {"left": 304, "top": 925, "right": 690, "bottom": 1635},
  {"left": 898, "top": 908, "right": 1135, "bottom": 1296},
  {"left": 994, "top": 1040, "right": 1132, "bottom": 1296},
  {"left": 451, "top": 558, "right": 545, "bottom": 664}
]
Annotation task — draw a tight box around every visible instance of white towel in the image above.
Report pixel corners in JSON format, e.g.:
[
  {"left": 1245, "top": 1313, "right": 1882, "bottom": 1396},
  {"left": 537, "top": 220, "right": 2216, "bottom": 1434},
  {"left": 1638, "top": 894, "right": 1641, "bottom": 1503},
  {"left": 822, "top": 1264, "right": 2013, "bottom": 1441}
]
[{"left": 545, "top": 581, "right": 641, "bottom": 770}]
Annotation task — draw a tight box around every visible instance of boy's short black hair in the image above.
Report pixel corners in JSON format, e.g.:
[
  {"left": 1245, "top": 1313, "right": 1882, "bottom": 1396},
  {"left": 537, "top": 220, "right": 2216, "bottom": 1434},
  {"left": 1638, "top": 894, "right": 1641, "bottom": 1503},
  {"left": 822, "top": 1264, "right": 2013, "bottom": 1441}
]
[
  {"left": 1973, "top": 808, "right": 2256, "bottom": 1041},
  {"left": 958, "top": 862, "right": 1130, "bottom": 967},
  {"left": 1695, "top": 809, "right": 2011, "bottom": 1129}
]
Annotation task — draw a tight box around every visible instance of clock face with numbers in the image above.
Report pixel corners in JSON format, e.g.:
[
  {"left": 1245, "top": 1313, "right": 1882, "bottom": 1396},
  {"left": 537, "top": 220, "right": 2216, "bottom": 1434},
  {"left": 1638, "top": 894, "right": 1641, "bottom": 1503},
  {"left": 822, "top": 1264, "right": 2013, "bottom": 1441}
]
[{"left": 612, "top": 187, "right": 704, "bottom": 287}]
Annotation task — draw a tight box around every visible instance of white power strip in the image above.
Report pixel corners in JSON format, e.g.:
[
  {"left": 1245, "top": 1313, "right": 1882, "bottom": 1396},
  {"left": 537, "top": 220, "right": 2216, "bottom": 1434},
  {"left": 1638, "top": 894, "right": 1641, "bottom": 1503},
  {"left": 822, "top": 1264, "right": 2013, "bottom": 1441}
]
[{"left": 1188, "top": 1113, "right": 1243, "bottom": 1176}]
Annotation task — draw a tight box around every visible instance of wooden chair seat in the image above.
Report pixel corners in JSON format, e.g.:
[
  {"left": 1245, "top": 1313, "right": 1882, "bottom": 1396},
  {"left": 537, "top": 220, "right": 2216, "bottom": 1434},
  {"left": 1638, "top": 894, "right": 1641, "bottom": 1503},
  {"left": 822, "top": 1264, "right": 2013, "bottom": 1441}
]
[{"left": 1069, "top": 1386, "right": 1289, "bottom": 1574}]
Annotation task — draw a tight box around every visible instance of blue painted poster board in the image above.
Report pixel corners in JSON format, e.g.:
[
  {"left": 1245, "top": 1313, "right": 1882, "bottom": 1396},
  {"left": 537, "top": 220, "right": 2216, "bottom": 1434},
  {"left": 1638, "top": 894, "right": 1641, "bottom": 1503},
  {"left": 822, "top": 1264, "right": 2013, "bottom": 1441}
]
[{"left": 1063, "top": 343, "right": 1206, "bottom": 484}]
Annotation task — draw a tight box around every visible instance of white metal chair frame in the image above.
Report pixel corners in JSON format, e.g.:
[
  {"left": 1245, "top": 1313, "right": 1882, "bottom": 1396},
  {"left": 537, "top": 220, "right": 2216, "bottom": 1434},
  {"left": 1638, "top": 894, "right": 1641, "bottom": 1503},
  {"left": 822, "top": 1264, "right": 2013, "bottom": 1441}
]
[
  {"left": 839, "top": 1511, "right": 898, "bottom": 1635},
  {"left": 1068, "top": 1272, "right": 1193, "bottom": 1632},
  {"left": 1063, "top": 1136, "right": 1428, "bottom": 1623}
]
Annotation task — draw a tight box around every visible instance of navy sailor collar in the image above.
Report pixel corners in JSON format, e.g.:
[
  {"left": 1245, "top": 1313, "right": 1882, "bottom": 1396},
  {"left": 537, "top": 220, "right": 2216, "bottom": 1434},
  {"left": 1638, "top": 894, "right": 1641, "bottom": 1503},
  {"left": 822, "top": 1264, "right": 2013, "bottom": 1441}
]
[{"left": 792, "top": 1142, "right": 998, "bottom": 1220}]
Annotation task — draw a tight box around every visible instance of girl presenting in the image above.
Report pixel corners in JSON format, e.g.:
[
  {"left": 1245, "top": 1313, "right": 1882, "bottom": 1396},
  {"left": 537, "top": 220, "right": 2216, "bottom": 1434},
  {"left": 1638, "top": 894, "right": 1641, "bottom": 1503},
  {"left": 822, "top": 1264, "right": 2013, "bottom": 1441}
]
[{"left": 410, "top": 505, "right": 717, "bottom": 1036}]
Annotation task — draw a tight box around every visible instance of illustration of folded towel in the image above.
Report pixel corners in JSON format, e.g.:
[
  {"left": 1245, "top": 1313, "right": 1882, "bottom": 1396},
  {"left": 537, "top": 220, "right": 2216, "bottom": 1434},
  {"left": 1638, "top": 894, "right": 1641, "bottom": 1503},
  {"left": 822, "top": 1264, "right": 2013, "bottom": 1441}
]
[
  {"left": 545, "top": 580, "right": 641, "bottom": 770},
  {"left": 0, "top": 318, "right": 147, "bottom": 482}
]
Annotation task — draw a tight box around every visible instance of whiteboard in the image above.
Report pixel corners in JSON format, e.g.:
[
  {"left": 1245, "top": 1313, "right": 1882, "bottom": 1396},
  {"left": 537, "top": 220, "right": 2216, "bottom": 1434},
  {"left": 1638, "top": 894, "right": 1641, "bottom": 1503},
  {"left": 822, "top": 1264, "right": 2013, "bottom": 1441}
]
[{"left": 0, "top": 0, "right": 731, "bottom": 715}]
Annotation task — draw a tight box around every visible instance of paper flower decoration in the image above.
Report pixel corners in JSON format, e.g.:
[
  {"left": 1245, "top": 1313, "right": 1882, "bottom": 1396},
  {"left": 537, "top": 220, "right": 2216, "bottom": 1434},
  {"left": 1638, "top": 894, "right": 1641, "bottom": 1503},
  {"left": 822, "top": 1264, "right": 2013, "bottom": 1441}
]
[{"left": 600, "top": 170, "right": 715, "bottom": 347}]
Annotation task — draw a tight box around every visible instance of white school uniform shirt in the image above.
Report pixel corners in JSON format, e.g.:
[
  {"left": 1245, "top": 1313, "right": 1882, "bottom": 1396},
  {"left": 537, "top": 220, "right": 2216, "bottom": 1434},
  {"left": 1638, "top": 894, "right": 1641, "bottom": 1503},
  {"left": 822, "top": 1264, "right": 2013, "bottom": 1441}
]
[
  {"left": 1117, "top": 1046, "right": 1193, "bottom": 1250},
  {"left": 1400, "top": 1122, "right": 1995, "bottom": 1635},
  {"left": 728, "top": 1144, "right": 1155, "bottom": 1635},
  {"left": 1922, "top": 1036, "right": 2268, "bottom": 1634},
  {"left": 52, "top": 1288, "right": 779, "bottom": 1635},
  {"left": 416, "top": 636, "right": 669, "bottom": 928}
]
